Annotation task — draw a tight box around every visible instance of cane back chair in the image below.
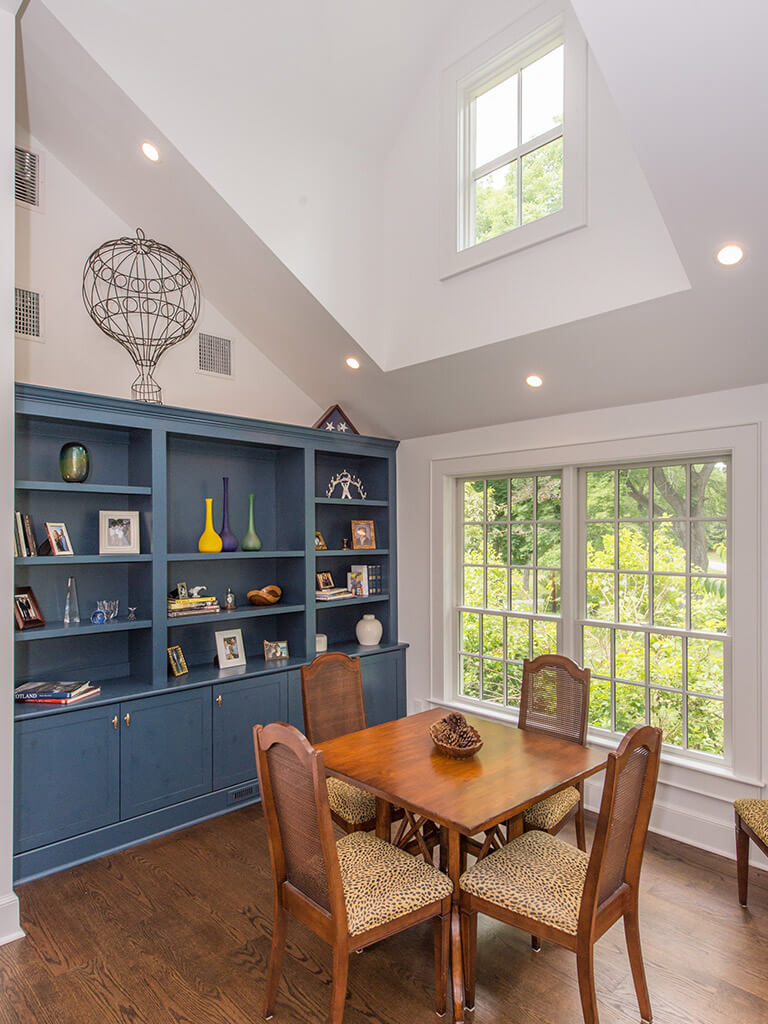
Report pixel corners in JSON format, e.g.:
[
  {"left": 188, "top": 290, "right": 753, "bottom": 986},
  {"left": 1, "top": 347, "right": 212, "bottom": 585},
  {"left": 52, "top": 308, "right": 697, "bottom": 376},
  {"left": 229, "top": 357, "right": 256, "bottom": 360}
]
[
  {"left": 459, "top": 725, "right": 662, "bottom": 1024},
  {"left": 734, "top": 798, "right": 768, "bottom": 906},
  {"left": 301, "top": 652, "right": 377, "bottom": 833},
  {"left": 254, "top": 722, "right": 452, "bottom": 1023}
]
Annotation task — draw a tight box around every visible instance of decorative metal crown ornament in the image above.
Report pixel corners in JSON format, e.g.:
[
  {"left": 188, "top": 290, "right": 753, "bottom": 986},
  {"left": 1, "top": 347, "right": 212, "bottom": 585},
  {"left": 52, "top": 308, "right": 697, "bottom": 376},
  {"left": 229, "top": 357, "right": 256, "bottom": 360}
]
[
  {"left": 326, "top": 470, "right": 367, "bottom": 500},
  {"left": 82, "top": 227, "right": 200, "bottom": 403}
]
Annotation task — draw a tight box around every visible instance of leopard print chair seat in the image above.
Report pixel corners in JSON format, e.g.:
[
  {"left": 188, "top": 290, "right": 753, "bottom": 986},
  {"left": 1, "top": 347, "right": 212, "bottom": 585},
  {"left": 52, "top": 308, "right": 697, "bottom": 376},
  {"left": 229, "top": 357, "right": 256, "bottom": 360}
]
[
  {"left": 326, "top": 777, "right": 376, "bottom": 826},
  {"left": 337, "top": 832, "right": 453, "bottom": 936},
  {"left": 734, "top": 798, "right": 768, "bottom": 906},
  {"left": 524, "top": 786, "right": 581, "bottom": 831},
  {"left": 734, "top": 799, "right": 768, "bottom": 844},
  {"left": 460, "top": 829, "right": 588, "bottom": 934}
]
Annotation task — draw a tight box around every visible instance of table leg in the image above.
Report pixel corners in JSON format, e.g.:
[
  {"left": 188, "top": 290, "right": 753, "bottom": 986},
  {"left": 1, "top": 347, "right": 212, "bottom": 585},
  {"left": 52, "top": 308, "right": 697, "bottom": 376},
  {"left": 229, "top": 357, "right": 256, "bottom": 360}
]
[
  {"left": 447, "top": 828, "right": 465, "bottom": 1023},
  {"left": 507, "top": 813, "right": 523, "bottom": 842},
  {"left": 375, "top": 797, "right": 392, "bottom": 841}
]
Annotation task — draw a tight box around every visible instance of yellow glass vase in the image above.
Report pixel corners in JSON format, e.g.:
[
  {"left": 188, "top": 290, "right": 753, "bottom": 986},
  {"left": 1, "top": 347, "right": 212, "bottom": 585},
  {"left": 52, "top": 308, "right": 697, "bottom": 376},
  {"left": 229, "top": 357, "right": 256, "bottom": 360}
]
[{"left": 198, "top": 497, "right": 223, "bottom": 553}]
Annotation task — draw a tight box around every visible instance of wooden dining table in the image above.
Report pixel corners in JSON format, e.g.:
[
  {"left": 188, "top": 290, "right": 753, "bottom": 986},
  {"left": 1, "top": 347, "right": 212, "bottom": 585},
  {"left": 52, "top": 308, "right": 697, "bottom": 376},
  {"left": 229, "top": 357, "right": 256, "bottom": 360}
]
[{"left": 318, "top": 707, "right": 609, "bottom": 1024}]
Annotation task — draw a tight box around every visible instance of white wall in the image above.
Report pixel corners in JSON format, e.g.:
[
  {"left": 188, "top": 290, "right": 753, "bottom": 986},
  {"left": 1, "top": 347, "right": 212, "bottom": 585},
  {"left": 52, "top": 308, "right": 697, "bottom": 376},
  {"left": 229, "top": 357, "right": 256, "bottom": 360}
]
[
  {"left": 398, "top": 384, "right": 768, "bottom": 865},
  {"left": 0, "top": 0, "right": 23, "bottom": 947},
  {"left": 14, "top": 135, "right": 323, "bottom": 426}
]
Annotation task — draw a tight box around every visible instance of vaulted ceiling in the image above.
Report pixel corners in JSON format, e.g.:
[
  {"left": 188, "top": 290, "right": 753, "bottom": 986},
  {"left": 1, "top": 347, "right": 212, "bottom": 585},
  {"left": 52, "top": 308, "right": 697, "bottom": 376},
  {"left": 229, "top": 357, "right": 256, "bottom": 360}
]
[{"left": 15, "top": 0, "right": 768, "bottom": 438}]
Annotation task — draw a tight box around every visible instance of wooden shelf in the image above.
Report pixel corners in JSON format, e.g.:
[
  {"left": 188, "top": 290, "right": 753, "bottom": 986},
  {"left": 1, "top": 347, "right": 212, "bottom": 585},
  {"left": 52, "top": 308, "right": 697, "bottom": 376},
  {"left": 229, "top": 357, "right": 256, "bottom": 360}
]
[
  {"left": 167, "top": 551, "right": 304, "bottom": 561},
  {"left": 15, "top": 619, "right": 152, "bottom": 642},
  {"left": 167, "top": 604, "right": 305, "bottom": 627},
  {"left": 315, "top": 594, "right": 389, "bottom": 608},
  {"left": 315, "top": 498, "right": 388, "bottom": 507},
  {"left": 15, "top": 555, "right": 152, "bottom": 565},
  {"left": 16, "top": 480, "right": 151, "bottom": 495},
  {"left": 315, "top": 548, "right": 389, "bottom": 557}
]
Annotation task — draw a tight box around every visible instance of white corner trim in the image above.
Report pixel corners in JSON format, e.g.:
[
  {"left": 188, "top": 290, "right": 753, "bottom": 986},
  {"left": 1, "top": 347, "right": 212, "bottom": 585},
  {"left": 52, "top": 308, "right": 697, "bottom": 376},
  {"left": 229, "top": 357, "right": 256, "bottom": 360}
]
[{"left": 0, "top": 891, "right": 23, "bottom": 946}]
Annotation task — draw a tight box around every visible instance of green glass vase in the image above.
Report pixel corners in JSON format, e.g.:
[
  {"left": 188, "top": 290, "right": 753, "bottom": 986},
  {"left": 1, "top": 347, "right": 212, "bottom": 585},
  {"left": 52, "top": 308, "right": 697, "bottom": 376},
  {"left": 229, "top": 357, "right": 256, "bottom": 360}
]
[
  {"left": 59, "top": 442, "right": 89, "bottom": 483},
  {"left": 241, "top": 493, "right": 262, "bottom": 551}
]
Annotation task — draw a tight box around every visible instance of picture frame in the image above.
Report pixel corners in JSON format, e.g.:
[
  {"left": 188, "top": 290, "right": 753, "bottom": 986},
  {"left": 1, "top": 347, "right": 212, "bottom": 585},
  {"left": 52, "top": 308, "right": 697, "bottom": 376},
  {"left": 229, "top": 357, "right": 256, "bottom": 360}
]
[
  {"left": 177, "top": 581, "right": 188, "bottom": 599},
  {"left": 215, "top": 627, "right": 246, "bottom": 668},
  {"left": 14, "top": 586, "right": 45, "bottom": 630},
  {"left": 45, "top": 521, "right": 74, "bottom": 556},
  {"left": 264, "top": 640, "right": 289, "bottom": 661},
  {"left": 314, "top": 530, "right": 328, "bottom": 550},
  {"left": 316, "top": 571, "right": 335, "bottom": 591},
  {"left": 99, "top": 511, "right": 140, "bottom": 555},
  {"left": 167, "top": 645, "right": 188, "bottom": 677},
  {"left": 351, "top": 519, "right": 376, "bottom": 550}
]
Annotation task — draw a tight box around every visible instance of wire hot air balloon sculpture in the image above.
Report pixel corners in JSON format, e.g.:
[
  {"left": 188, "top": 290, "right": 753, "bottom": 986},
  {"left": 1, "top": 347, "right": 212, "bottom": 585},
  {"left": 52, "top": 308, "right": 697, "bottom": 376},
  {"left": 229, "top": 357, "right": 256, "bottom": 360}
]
[{"left": 82, "top": 227, "right": 200, "bottom": 403}]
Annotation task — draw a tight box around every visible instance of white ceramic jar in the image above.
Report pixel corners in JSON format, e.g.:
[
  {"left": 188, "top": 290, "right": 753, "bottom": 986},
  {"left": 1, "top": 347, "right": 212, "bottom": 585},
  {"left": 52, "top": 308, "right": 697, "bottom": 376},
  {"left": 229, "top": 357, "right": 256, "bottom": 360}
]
[{"left": 355, "top": 613, "right": 383, "bottom": 646}]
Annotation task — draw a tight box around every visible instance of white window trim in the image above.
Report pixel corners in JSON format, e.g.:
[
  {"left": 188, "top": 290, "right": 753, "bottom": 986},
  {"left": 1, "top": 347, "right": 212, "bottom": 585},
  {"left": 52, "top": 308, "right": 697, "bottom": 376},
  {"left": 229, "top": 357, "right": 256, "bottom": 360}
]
[
  {"left": 429, "top": 423, "right": 760, "bottom": 790},
  {"left": 439, "top": 0, "right": 587, "bottom": 280}
]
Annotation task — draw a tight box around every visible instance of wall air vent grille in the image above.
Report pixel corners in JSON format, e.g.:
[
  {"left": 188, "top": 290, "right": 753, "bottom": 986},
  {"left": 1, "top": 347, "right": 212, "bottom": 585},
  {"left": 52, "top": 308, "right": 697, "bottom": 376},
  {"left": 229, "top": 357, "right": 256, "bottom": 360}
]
[
  {"left": 15, "top": 288, "right": 41, "bottom": 339},
  {"left": 199, "top": 333, "right": 232, "bottom": 376},
  {"left": 228, "top": 784, "right": 256, "bottom": 804},
  {"left": 15, "top": 147, "right": 40, "bottom": 207}
]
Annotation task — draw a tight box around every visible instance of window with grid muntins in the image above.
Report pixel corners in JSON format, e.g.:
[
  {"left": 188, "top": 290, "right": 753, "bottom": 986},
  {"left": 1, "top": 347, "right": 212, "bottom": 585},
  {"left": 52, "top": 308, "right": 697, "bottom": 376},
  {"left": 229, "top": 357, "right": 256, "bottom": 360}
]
[
  {"left": 198, "top": 333, "right": 232, "bottom": 376},
  {"left": 458, "top": 473, "right": 562, "bottom": 708},
  {"left": 15, "top": 288, "right": 41, "bottom": 339},
  {"left": 462, "top": 36, "right": 564, "bottom": 249},
  {"left": 581, "top": 460, "right": 728, "bottom": 758}
]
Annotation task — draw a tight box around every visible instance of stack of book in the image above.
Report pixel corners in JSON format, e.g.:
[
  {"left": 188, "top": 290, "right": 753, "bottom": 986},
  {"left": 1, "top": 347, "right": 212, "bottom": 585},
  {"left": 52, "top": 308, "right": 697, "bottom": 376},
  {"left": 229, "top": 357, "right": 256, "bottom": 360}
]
[
  {"left": 168, "top": 595, "right": 221, "bottom": 617},
  {"left": 316, "top": 587, "right": 355, "bottom": 601},
  {"left": 15, "top": 681, "right": 101, "bottom": 704},
  {"left": 14, "top": 511, "right": 37, "bottom": 557},
  {"left": 346, "top": 564, "right": 384, "bottom": 596}
]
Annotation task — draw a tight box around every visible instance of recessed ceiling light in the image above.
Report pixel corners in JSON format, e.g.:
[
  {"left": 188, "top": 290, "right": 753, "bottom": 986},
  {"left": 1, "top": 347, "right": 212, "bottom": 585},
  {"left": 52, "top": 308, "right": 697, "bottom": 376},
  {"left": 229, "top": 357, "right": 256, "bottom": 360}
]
[
  {"left": 346, "top": 357, "right": 360, "bottom": 369},
  {"left": 526, "top": 374, "right": 543, "bottom": 388},
  {"left": 716, "top": 244, "right": 743, "bottom": 266},
  {"left": 141, "top": 142, "right": 159, "bottom": 162}
]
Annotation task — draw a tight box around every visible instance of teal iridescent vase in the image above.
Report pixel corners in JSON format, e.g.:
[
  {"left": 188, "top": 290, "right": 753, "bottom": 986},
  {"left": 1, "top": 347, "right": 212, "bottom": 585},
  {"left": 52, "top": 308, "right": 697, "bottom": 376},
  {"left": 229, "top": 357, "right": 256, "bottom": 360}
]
[{"left": 59, "top": 443, "right": 89, "bottom": 483}]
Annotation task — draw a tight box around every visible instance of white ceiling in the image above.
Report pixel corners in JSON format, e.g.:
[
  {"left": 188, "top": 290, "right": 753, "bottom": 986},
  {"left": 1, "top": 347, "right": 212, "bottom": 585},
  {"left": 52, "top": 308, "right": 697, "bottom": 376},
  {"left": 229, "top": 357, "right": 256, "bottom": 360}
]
[{"left": 15, "top": 0, "right": 768, "bottom": 438}]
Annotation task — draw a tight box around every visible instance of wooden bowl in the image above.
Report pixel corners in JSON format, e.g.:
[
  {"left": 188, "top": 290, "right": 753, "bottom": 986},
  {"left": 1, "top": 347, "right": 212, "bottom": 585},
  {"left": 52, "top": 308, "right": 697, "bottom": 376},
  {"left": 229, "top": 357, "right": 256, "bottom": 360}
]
[
  {"left": 247, "top": 585, "right": 282, "bottom": 606},
  {"left": 429, "top": 721, "right": 483, "bottom": 759}
]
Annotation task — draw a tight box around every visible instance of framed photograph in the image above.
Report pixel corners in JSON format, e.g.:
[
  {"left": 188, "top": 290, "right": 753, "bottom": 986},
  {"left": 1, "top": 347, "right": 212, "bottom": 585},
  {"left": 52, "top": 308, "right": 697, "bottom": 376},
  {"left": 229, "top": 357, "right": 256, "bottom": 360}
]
[
  {"left": 177, "top": 581, "right": 188, "bottom": 599},
  {"left": 45, "top": 521, "right": 74, "bottom": 556},
  {"left": 99, "top": 511, "right": 140, "bottom": 555},
  {"left": 314, "top": 531, "right": 327, "bottom": 550},
  {"left": 167, "top": 645, "right": 188, "bottom": 677},
  {"left": 14, "top": 586, "right": 45, "bottom": 630},
  {"left": 215, "top": 627, "right": 246, "bottom": 668},
  {"left": 316, "top": 571, "right": 335, "bottom": 591},
  {"left": 264, "top": 640, "right": 289, "bottom": 661},
  {"left": 351, "top": 519, "right": 376, "bottom": 550}
]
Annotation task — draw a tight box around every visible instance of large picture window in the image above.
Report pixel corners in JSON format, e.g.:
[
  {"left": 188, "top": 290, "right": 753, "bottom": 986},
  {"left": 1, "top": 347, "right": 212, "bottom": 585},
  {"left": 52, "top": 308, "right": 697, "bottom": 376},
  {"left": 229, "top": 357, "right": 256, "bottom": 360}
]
[{"left": 458, "top": 473, "right": 562, "bottom": 708}]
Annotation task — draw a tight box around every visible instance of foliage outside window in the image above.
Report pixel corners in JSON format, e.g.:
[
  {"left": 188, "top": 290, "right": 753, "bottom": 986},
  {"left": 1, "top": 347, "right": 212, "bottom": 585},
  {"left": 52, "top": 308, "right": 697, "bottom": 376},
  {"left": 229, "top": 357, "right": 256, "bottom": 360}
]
[
  {"left": 465, "top": 41, "right": 564, "bottom": 248},
  {"left": 458, "top": 474, "right": 562, "bottom": 707},
  {"left": 582, "top": 461, "right": 728, "bottom": 758}
]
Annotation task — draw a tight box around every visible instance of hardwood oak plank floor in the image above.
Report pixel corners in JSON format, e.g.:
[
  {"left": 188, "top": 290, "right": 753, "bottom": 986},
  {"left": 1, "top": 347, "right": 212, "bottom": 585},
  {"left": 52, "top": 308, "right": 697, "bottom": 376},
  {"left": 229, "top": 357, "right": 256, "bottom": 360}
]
[{"left": 1, "top": 806, "right": 767, "bottom": 1024}]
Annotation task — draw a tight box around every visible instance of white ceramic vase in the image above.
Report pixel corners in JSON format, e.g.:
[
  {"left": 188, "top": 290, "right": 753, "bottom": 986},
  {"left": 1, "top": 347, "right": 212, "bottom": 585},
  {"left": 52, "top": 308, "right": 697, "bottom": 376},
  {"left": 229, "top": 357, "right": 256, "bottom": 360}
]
[{"left": 356, "top": 613, "right": 383, "bottom": 646}]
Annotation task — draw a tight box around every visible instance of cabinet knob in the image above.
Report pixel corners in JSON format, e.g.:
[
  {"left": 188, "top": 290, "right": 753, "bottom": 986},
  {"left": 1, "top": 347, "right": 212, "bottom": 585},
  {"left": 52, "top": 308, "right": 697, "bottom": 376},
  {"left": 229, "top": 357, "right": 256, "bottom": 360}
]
[
  {"left": 123, "top": 713, "right": 131, "bottom": 727},
  {"left": 112, "top": 715, "right": 118, "bottom": 730},
  {"left": 216, "top": 695, "right": 222, "bottom": 706}
]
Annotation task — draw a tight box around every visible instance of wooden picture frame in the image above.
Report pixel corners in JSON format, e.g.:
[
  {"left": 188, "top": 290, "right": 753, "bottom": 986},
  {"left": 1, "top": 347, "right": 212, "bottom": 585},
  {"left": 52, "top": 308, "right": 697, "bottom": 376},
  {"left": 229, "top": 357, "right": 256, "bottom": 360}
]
[
  {"left": 264, "top": 640, "right": 289, "bottom": 661},
  {"left": 215, "top": 627, "right": 246, "bottom": 668},
  {"left": 99, "top": 510, "right": 140, "bottom": 555},
  {"left": 351, "top": 519, "right": 376, "bottom": 550},
  {"left": 314, "top": 530, "right": 327, "bottom": 550},
  {"left": 316, "top": 571, "right": 335, "bottom": 591},
  {"left": 167, "top": 645, "right": 188, "bottom": 677},
  {"left": 45, "top": 521, "right": 74, "bottom": 556},
  {"left": 14, "top": 586, "right": 45, "bottom": 630}
]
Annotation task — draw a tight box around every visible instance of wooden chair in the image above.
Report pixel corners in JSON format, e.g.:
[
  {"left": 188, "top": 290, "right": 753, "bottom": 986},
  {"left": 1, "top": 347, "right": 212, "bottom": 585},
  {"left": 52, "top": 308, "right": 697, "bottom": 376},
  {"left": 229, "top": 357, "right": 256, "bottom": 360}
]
[
  {"left": 301, "top": 652, "right": 377, "bottom": 834},
  {"left": 253, "top": 722, "right": 453, "bottom": 1023},
  {"left": 734, "top": 799, "right": 768, "bottom": 906},
  {"left": 459, "top": 725, "right": 662, "bottom": 1024}
]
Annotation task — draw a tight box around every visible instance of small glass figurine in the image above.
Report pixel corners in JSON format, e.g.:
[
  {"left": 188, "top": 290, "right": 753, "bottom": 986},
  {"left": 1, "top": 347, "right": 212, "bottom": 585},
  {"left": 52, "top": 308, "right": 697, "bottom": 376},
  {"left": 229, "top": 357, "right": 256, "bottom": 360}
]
[
  {"left": 64, "top": 576, "right": 80, "bottom": 625},
  {"left": 127, "top": 606, "right": 137, "bottom": 621},
  {"left": 224, "top": 587, "right": 237, "bottom": 610}
]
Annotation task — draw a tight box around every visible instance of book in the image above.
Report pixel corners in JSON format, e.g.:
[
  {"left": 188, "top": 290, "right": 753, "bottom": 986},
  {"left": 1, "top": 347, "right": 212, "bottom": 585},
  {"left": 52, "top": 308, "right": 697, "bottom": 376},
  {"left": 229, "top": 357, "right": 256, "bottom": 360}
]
[
  {"left": 349, "top": 565, "right": 369, "bottom": 596},
  {"left": 168, "top": 606, "right": 221, "bottom": 617},
  {"left": 316, "top": 588, "right": 355, "bottom": 601},
  {"left": 168, "top": 596, "right": 218, "bottom": 606},
  {"left": 20, "top": 686, "right": 101, "bottom": 705},
  {"left": 15, "top": 511, "right": 27, "bottom": 557},
  {"left": 15, "top": 681, "right": 95, "bottom": 700},
  {"left": 22, "top": 514, "right": 37, "bottom": 556},
  {"left": 167, "top": 601, "right": 219, "bottom": 612}
]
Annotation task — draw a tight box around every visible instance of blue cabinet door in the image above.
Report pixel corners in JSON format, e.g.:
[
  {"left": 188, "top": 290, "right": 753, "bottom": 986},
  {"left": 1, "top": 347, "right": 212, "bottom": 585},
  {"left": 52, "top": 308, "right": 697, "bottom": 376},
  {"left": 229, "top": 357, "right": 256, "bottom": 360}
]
[
  {"left": 212, "top": 673, "right": 287, "bottom": 791},
  {"left": 15, "top": 707, "right": 120, "bottom": 853},
  {"left": 361, "top": 650, "right": 406, "bottom": 727},
  {"left": 120, "top": 689, "right": 212, "bottom": 819}
]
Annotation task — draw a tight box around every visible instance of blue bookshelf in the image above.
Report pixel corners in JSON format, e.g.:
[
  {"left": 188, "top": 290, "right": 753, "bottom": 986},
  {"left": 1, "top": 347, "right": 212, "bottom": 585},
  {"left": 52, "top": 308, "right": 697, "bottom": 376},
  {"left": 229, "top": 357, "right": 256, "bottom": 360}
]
[{"left": 12, "top": 384, "right": 404, "bottom": 883}]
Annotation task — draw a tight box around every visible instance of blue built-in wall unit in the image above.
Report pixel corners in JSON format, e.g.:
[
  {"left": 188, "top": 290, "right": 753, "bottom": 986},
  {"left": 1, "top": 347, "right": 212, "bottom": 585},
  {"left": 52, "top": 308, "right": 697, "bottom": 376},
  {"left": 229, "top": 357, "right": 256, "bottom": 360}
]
[{"left": 13, "top": 384, "right": 405, "bottom": 882}]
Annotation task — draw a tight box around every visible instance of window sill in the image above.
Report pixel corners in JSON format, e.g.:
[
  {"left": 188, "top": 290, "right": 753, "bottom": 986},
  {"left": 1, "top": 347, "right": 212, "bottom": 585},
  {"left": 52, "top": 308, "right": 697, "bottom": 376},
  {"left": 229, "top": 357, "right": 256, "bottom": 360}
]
[{"left": 427, "top": 697, "right": 765, "bottom": 790}]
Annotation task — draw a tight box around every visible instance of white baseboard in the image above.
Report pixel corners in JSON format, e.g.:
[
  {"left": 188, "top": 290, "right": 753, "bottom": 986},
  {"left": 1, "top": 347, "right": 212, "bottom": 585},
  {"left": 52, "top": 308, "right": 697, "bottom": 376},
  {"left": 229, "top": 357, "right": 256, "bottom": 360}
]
[{"left": 0, "top": 891, "right": 23, "bottom": 946}]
